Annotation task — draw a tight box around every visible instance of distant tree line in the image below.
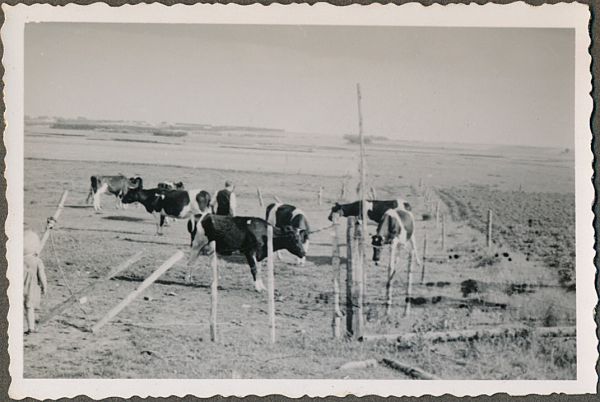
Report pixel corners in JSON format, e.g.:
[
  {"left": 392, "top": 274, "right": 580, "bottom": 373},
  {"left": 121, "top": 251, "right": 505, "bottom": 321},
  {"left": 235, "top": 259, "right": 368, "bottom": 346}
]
[{"left": 343, "top": 134, "right": 389, "bottom": 145}]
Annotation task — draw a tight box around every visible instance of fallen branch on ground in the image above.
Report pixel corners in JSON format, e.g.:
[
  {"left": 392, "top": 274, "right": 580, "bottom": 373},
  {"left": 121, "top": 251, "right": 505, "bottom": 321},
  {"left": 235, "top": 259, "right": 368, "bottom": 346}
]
[
  {"left": 381, "top": 358, "right": 440, "bottom": 380},
  {"left": 360, "top": 325, "right": 575, "bottom": 347}
]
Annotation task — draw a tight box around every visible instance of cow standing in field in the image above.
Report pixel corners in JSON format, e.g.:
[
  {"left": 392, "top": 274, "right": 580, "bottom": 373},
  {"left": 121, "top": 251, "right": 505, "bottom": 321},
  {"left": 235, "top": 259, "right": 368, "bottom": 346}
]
[
  {"left": 86, "top": 175, "right": 142, "bottom": 211},
  {"left": 327, "top": 198, "right": 411, "bottom": 223},
  {"left": 121, "top": 187, "right": 211, "bottom": 235},
  {"left": 265, "top": 202, "right": 310, "bottom": 265},
  {"left": 156, "top": 181, "right": 185, "bottom": 226},
  {"left": 188, "top": 214, "right": 306, "bottom": 291},
  {"left": 371, "top": 207, "right": 421, "bottom": 267}
]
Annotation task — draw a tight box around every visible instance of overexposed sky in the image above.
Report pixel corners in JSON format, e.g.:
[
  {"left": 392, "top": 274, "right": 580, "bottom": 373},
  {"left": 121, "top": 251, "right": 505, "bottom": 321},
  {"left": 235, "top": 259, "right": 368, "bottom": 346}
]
[{"left": 25, "top": 23, "right": 574, "bottom": 147}]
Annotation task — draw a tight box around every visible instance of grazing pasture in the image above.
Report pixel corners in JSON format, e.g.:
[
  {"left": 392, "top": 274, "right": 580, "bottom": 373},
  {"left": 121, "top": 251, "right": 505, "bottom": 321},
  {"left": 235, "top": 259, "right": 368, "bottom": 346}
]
[{"left": 23, "top": 125, "right": 576, "bottom": 379}]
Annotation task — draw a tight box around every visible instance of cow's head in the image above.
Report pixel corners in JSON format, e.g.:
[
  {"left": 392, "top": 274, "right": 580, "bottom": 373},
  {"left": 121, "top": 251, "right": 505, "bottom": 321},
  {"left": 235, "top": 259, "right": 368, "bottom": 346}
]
[
  {"left": 174, "top": 181, "right": 185, "bottom": 190},
  {"left": 188, "top": 213, "right": 211, "bottom": 266},
  {"left": 371, "top": 234, "right": 384, "bottom": 262},
  {"left": 280, "top": 225, "right": 306, "bottom": 259},
  {"left": 328, "top": 203, "right": 343, "bottom": 221},
  {"left": 128, "top": 176, "right": 143, "bottom": 189},
  {"left": 121, "top": 187, "right": 142, "bottom": 204}
]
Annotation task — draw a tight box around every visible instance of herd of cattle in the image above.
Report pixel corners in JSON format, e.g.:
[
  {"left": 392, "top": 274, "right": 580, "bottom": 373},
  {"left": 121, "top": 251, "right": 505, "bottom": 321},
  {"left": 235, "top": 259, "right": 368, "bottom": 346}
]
[{"left": 86, "top": 174, "right": 420, "bottom": 292}]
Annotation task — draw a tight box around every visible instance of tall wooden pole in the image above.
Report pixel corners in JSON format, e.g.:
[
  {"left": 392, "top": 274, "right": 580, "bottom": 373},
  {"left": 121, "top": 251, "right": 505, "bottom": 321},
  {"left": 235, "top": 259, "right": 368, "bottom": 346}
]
[
  {"left": 210, "top": 241, "right": 218, "bottom": 342},
  {"left": 403, "top": 250, "right": 414, "bottom": 317},
  {"left": 331, "top": 214, "right": 342, "bottom": 338},
  {"left": 267, "top": 225, "right": 276, "bottom": 343},
  {"left": 357, "top": 83, "right": 368, "bottom": 321},
  {"left": 385, "top": 238, "right": 398, "bottom": 316},
  {"left": 420, "top": 234, "right": 427, "bottom": 284},
  {"left": 345, "top": 217, "right": 355, "bottom": 335},
  {"left": 40, "top": 190, "right": 69, "bottom": 253}
]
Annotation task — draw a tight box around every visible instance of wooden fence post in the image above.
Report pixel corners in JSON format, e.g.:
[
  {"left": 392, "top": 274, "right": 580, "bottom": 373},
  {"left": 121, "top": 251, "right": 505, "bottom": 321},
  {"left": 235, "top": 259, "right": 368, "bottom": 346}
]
[
  {"left": 256, "top": 188, "right": 264, "bottom": 207},
  {"left": 267, "top": 225, "right": 276, "bottom": 344},
  {"left": 420, "top": 234, "right": 427, "bottom": 284},
  {"left": 352, "top": 220, "right": 364, "bottom": 339},
  {"left": 40, "top": 190, "right": 69, "bottom": 253},
  {"left": 210, "top": 241, "right": 218, "bottom": 342},
  {"left": 91, "top": 250, "right": 184, "bottom": 333},
  {"left": 435, "top": 201, "right": 440, "bottom": 228},
  {"left": 39, "top": 251, "right": 144, "bottom": 327},
  {"left": 403, "top": 249, "right": 414, "bottom": 317},
  {"left": 487, "top": 210, "right": 493, "bottom": 249},
  {"left": 318, "top": 186, "right": 323, "bottom": 205},
  {"left": 331, "top": 214, "right": 342, "bottom": 338},
  {"left": 340, "top": 182, "right": 346, "bottom": 201},
  {"left": 441, "top": 213, "right": 446, "bottom": 251},
  {"left": 345, "top": 217, "right": 354, "bottom": 336},
  {"left": 385, "top": 238, "right": 398, "bottom": 316}
]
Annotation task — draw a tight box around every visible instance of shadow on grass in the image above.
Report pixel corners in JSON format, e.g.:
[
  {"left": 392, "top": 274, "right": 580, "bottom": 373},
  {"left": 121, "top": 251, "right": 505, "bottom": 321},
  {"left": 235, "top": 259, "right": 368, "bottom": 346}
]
[{"left": 103, "top": 215, "right": 146, "bottom": 222}]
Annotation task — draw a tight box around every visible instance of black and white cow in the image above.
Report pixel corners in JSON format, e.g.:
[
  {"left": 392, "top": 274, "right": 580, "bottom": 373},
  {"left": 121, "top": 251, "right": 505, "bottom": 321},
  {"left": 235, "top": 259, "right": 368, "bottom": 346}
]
[
  {"left": 327, "top": 198, "right": 411, "bottom": 223},
  {"left": 371, "top": 207, "right": 421, "bottom": 267},
  {"left": 121, "top": 187, "right": 211, "bottom": 235},
  {"left": 265, "top": 203, "right": 310, "bottom": 265},
  {"left": 86, "top": 175, "right": 143, "bottom": 211},
  {"left": 188, "top": 214, "right": 306, "bottom": 291}
]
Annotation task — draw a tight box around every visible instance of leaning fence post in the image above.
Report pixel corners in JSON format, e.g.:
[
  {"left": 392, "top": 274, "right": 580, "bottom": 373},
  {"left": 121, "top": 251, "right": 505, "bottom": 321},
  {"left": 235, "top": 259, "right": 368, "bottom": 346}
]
[
  {"left": 267, "top": 225, "right": 276, "bottom": 344},
  {"left": 385, "top": 238, "right": 398, "bottom": 316},
  {"left": 331, "top": 214, "right": 342, "bottom": 338},
  {"left": 487, "top": 210, "right": 493, "bottom": 249},
  {"left": 403, "top": 249, "right": 414, "bottom": 317},
  {"left": 40, "top": 251, "right": 144, "bottom": 327},
  {"left": 40, "top": 190, "right": 69, "bottom": 253},
  {"left": 340, "top": 182, "right": 346, "bottom": 201},
  {"left": 210, "top": 241, "right": 218, "bottom": 342},
  {"left": 256, "top": 188, "right": 264, "bottom": 207},
  {"left": 91, "top": 250, "right": 184, "bottom": 333},
  {"left": 420, "top": 234, "right": 427, "bottom": 284}
]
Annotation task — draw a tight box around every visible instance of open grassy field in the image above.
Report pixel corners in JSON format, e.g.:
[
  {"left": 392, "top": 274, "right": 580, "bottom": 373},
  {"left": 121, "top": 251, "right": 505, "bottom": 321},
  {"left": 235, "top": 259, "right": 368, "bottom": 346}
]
[{"left": 22, "top": 124, "right": 576, "bottom": 379}]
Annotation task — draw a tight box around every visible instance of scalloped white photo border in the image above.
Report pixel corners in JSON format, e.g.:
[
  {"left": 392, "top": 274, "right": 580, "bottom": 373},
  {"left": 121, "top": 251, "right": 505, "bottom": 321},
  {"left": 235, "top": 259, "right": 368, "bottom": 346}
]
[{"left": 3, "top": 2, "right": 595, "bottom": 398}]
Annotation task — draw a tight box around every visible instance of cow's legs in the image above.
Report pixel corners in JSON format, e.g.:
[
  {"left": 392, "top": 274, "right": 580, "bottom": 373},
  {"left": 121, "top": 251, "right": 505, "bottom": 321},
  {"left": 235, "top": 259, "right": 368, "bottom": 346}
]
[
  {"left": 93, "top": 183, "right": 108, "bottom": 211},
  {"left": 245, "top": 253, "right": 266, "bottom": 292},
  {"left": 409, "top": 236, "right": 422, "bottom": 267},
  {"left": 92, "top": 191, "right": 102, "bottom": 211},
  {"left": 85, "top": 187, "right": 93, "bottom": 204},
  {"left": 152, "top": 212, "right": 163, "bottom": 235}
]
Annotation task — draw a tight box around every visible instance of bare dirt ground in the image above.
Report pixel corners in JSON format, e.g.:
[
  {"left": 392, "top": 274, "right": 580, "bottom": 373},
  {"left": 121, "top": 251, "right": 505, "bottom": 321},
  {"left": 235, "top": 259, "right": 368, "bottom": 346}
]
[{"left": 21, "top": 127, "right": 576, "bottom": 379}]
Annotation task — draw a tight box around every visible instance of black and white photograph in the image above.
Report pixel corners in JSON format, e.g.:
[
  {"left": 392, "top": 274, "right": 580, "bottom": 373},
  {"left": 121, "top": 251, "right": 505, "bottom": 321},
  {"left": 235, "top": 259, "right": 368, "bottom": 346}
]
[{"left": 4, "top": 2, "right": 596, "bottom": 398}]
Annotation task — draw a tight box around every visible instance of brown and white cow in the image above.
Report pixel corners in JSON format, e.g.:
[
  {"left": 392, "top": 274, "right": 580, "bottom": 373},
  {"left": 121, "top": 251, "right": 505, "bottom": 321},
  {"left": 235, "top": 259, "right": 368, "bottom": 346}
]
[
  {"left": 371, "top": 208, "right": 422, "bottom": 267},
  {"left": 86, "top": 175, "right": 142, "bottom": 211}
]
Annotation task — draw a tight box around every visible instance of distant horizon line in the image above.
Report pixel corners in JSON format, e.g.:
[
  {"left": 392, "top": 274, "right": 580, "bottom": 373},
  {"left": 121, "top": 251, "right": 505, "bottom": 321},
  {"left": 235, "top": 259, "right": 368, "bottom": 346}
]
[{"left": 24, "top": 114, "right": 573, "bottom": 151}]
